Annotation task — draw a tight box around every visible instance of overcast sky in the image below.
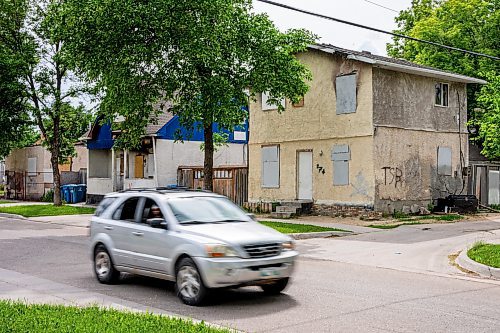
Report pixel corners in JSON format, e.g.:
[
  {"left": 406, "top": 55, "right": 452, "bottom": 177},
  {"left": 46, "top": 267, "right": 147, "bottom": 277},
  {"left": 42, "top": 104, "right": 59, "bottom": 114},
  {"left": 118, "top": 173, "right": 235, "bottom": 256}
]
[{"left": 253, "top": 0, "right": 413, "bottom": 56}]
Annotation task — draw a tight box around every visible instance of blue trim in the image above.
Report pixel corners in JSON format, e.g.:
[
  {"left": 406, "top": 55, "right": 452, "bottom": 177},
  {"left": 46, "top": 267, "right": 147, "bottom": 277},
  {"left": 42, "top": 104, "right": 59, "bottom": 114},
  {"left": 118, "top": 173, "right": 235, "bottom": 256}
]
[
  {"left": 87, "top": 122, "right": 114, "bottom": 150},
  {"left": 156, "top": 116, "right": 248, "bottom": 143},
  {"left": 88, "top": 116, "right": 248, "bottom": 150}
]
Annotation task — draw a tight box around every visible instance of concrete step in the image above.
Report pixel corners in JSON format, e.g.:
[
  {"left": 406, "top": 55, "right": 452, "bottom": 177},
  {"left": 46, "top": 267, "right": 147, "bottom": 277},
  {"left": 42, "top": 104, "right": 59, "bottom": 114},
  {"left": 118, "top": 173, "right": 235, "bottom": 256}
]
[
  {"left": 270, "top": 212, "right": 294, "bottom": 219},
  {"left": 278, "top": 201, "right": 303, "bottom": 208},
  {"left": 275, "top": 206, "right": 299, "bottom": 213}
]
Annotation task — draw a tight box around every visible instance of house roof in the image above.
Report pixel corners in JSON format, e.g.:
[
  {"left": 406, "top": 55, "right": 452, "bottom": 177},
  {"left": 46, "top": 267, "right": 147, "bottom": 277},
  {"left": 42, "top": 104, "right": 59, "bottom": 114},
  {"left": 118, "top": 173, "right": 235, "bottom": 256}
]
[
  {"left": 310, "top": 44, "right": 487, "bottom": 84},
  {"left": 146, "top": 101, "right": 174, "bottom": 135}
]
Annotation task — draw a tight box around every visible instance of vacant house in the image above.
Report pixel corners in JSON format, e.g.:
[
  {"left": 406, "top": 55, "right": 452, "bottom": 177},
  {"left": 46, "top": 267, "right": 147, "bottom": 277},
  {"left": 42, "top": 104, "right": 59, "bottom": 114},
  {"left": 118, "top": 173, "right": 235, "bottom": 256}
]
[
  {"left": 83, "top": 113, "right": 248, "bottom": 203},
  {"left": 248, "top": 44, "right": 485, "bottom": 214},
  {"left": 4, "top": 143, "right": 87, "bottom": 200}
]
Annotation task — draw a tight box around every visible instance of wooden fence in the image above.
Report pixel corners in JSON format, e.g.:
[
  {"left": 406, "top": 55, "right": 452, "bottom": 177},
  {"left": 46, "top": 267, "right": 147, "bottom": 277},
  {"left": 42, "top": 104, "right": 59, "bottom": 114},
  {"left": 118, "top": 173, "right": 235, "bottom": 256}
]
[{"left": 177, "top": 166, "right": 248, "bottom": 206}]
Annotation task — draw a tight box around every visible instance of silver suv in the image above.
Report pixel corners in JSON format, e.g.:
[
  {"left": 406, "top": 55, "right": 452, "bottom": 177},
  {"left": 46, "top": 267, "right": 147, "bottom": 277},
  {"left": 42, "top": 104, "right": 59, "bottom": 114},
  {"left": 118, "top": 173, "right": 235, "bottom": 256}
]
[{"left": 90, "top": 189, "right": 298, "bottom": 305}]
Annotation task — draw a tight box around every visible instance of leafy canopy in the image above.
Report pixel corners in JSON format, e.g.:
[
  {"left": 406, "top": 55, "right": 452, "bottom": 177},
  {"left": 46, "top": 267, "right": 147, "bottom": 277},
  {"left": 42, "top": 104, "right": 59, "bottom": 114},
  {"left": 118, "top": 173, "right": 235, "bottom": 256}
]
[
  {"left": 53, "top": 0, "right": 317, "bottom": 149},
  {"left": 387, "top": 0, "right": 500, "bottom": 158}
]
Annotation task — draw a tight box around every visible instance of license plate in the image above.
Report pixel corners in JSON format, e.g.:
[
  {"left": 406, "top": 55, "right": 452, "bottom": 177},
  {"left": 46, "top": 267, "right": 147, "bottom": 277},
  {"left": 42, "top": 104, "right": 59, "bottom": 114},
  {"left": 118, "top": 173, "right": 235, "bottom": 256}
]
[{"left": 260, "top": 268, "right": 280, "bottom": 277}]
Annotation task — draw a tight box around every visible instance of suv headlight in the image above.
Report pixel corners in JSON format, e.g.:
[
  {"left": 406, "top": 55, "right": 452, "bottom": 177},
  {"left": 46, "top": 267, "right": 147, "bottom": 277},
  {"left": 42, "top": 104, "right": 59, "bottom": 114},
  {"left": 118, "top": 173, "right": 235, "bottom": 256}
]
[
  {"left": 204, "top": 244, "right": 239, "bottom": 258},
  {"left": 282, "top": 241, "right": 295, "bottom": 251}
]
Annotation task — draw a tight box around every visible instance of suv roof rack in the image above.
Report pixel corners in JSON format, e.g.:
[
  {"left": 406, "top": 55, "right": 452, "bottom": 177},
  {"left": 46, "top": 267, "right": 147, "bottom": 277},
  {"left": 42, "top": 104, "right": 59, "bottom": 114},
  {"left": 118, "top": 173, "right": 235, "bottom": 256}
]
[{"left": 118, "top": 187, "right": 212, "bottom": 194}]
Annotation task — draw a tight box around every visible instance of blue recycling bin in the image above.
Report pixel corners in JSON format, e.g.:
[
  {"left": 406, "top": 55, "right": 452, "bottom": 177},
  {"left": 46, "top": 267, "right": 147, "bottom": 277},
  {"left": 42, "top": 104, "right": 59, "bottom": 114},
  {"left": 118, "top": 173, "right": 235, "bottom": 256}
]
[
  {"left": 60, "top": 185, "right": 72, "bottom": 203},
  {"left": 75, "top": 184, "right": 87, "bottom": 203},
  {"left": 66, "top": 184, "right": 77, "bottom": 203}
]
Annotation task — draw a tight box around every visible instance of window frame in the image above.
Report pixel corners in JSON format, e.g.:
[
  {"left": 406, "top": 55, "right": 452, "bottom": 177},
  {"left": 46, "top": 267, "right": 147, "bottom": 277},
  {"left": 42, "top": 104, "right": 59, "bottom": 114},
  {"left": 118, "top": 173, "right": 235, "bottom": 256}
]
[
  {"left": 335, "top": 73, "right": 357, "bottom": 115},
  {"left": 112, "top": 197, "right": 141, "bottom": 223},
  {"left": 332, "top": 144, "right": 350, "bottom": 186},
  {"left": 262, "top": 92, "right": 286, "bottom": 111},
  {"left": 434, "top": 82, "right": 449, "bottom": 107},
  {"left": 261, "top": 145, "right": 280, "bottom": 188}
]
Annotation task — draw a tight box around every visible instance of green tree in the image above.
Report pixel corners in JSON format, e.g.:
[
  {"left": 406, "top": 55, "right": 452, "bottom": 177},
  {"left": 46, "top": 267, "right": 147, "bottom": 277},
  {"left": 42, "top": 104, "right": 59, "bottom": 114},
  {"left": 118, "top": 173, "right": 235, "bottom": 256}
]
[
  {"left": 387, "top": 0, "right": 500, "bottom": 152},
  {"left": 474, "top": 72, "right": 500, "bottom": 159},
  {"left": 0, "top": 0, "right": 92, "bottom": 205},
  {"left": 54, "top": 0, "right": 316, "bottom": 190}
]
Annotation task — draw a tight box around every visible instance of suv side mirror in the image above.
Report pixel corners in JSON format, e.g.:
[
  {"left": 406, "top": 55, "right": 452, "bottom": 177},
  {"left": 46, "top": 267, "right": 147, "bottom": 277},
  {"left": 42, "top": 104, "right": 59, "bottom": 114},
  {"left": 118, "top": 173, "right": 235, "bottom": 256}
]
[
  {"left": 148, "top": 218, "right": 167, "bottom": 229},
  {"left": 246, "top": 213, "right": 257, "bottom": 221}
]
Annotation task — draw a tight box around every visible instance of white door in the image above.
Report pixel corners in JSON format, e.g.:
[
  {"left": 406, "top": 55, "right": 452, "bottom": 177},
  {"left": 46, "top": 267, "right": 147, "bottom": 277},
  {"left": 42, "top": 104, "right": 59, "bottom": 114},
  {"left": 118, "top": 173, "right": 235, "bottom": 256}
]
[
  {"left": 488, "top": 170, "right": 500, "bottom": 205},
  {"left": 297, "top": 151, "right": 313, "bottom": 200}
]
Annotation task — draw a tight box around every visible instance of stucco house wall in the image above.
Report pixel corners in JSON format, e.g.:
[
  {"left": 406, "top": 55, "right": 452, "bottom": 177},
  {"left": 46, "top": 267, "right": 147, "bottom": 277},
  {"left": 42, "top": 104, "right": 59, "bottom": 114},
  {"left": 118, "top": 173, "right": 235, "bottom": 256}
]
[
  {"left": 372, "top": 69, "right": 469, "bottom": 211},
  {"left": 248, "top": 49, "right": 376, "bottom": 207}
]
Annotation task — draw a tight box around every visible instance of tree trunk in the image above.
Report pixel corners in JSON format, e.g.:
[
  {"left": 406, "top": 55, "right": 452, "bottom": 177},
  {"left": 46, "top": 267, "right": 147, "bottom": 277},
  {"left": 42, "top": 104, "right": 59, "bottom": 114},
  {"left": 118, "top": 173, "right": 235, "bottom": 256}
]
[
  {"left": 51, "top": 151, "right": 62, "bottom": 206},
  {"left": 203, "top": 122, "right": 214, "bottom": 191}
]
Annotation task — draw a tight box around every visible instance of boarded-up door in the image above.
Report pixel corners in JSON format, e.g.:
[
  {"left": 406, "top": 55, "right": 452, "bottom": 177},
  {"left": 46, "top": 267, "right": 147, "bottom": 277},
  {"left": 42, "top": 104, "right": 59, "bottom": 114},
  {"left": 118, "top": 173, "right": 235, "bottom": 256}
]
[
  {"left": 488, "top": 170, "right": 500, "bottom": 205},
  {"left": 134, "top": 155, "right": 144, "bottom": 179},
  {"left": 297, "top": 151, "right": 313, "bottom": 200}
]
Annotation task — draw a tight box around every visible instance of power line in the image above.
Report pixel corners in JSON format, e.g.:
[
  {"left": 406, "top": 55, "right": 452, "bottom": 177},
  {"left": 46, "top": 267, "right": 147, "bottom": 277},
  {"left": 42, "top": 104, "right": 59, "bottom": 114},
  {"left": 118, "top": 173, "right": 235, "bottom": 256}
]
[
  {"left": 256, "top": 0, "right": 500, "bottom": 61},
  {"left": 362, "top": 0, "right": 399, "bottom": 13}
]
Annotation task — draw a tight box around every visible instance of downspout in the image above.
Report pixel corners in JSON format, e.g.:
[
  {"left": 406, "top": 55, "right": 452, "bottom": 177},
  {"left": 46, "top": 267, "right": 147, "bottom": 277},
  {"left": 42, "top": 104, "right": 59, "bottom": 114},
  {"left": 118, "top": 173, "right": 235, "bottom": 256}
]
[
  {"left": 111, "top": 148, "right": 116, "bottom": 192},
  {"left": 152, "top": 136, "right": 158, "bottom": 187},
  {"left": 124, "top": 149, "right": 128, "bottom": 189}
]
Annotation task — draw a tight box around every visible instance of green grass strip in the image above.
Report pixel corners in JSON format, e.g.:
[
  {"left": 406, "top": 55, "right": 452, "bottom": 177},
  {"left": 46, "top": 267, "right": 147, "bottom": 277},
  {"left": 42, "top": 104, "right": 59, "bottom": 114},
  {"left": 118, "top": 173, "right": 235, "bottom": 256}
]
[
  {"left": 0, "top": 205, "right": 95, "bottom": 217},
  {"left": 0, "top": 301, "right": 230, "bottom": 333},
  {"left": 259, "top": 221, "right": 350, "bottom": 233},
  {"left": 368, "top": 222, "right": 424, "bottom": 229},
  {"left": 467, "top": 242, "right": 500, "bottom": 268},
  {"left": 0, "top": 200, "right": 15, "bottom": 204}
]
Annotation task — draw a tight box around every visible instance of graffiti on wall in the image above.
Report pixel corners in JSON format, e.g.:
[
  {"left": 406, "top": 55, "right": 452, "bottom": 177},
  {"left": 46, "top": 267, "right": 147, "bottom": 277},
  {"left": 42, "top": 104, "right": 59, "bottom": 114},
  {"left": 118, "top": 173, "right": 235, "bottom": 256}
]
[{"left": 382, "top": 166, "right": 403, "bottom": 188}]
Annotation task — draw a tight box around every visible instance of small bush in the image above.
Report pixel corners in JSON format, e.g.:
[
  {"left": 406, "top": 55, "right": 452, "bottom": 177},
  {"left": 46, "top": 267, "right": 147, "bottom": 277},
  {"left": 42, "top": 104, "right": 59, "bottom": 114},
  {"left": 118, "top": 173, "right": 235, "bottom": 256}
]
[
  {"left": 393, "top": 210, "right": 409, "bottom": 219},
  {"left": 41, "top": 189, "right": 54, "bottom": 202}
]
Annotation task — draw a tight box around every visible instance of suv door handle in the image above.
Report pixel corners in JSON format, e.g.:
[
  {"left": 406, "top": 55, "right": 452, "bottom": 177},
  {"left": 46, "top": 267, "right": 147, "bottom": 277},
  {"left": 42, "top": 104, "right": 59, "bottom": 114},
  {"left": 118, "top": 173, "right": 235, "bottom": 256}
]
[
  {"left": 132, "top": 232, "right": 144, "bottom": 237},
  {"left": 104, "top": 226, "right": 113, "bottom": 230}
]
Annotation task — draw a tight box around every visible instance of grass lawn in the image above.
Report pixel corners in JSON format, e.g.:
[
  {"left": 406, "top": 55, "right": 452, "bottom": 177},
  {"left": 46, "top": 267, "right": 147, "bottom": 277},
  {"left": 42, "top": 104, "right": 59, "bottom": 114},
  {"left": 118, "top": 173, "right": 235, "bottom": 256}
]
[
  {"left": 259, "top": 221, "right": 350, "bottom": 233},
  {"left": 0, "top": 301, "right": 230, "bottom": 333},
  {"left": 0, "top": 204, "right": 95, "bottom": 217},
  {"left": 468, "top": 242, "right": 500, "bottom": 268}
]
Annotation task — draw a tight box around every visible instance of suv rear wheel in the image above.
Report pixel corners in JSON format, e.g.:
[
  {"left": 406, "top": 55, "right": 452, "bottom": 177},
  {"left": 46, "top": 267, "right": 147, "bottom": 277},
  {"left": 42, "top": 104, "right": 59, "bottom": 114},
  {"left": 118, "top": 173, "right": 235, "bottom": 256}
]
[
  {"left": 260, "top": 278, "right": 289, "bottom": 295},
  {"left": 175, "top": 257, "right": 208, "bottom": 306},
  {"left": 94, "top": 245, "right": 120, "bottom": 284}
]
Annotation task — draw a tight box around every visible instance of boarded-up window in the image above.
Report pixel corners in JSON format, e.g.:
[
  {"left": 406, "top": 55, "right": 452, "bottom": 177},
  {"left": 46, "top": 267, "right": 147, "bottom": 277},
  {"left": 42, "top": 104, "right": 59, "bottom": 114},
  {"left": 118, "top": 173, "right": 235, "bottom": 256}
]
[
  {"left": 262, "top": 92, "right": 285, "bottom": 111},
  {"left": 28, "top": 157, "right": 37, "bottom": 176},
  {"left": 336, "top": 74, "right": 357, "bottom": 114},
  {"left": 262, "top": 145, "right": 280, "bottom": 188},
  {"left": 437, "top": 147, "right": 452, "bottom": 175},
  {"left": 332, "top": 145, "right": 350, "bottom": 185}
]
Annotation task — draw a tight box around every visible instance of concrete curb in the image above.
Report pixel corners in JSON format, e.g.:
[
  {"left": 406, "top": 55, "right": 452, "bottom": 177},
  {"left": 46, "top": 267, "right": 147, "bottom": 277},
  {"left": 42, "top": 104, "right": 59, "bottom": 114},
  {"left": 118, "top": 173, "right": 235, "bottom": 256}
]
[
  {"left": 456, "top": 249, "right": 500, "bottom": 280},
  {"left": 289, "top": 231, "right": 353, "bottom": 240},
  {"left": 0, "top": 212, "right": 33, "bottom": 221}
]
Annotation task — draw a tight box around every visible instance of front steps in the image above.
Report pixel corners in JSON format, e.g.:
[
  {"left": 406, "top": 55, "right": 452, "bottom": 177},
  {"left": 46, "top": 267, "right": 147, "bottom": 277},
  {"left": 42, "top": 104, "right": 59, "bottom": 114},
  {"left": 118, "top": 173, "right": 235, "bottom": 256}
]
[{"left": 270, "top": 201, "right": 313, "bottom": 218}]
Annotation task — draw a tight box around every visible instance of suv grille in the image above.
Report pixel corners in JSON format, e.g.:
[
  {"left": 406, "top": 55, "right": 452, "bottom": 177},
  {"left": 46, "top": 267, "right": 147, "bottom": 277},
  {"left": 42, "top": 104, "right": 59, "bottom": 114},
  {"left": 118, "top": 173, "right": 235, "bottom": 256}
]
[{"left": 243, "top": 243, "right": 281, "bottom": 258}]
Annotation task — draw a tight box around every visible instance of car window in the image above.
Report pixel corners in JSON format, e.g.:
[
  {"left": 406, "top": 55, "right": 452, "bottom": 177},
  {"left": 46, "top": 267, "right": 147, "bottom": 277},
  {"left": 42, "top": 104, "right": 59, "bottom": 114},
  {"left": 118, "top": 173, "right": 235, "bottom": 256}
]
[
  {"left": 141, "top": 198, "right": 164, "bottom": 223},
  {"left": 112, "top": 197, "right": 140, "bottom": 222},
  {"left": 168, "top": 196, "right": 250, "bottom": 224},
  {"left": 95, "top": 197, "right": 117, "bottom": 217}
]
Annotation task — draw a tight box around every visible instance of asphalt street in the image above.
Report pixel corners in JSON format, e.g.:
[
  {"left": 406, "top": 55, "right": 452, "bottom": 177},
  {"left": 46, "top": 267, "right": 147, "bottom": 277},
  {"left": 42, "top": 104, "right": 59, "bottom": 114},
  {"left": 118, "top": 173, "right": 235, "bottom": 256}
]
[{"left": 1, "top": 216, "right": 500, "bottom": 332}]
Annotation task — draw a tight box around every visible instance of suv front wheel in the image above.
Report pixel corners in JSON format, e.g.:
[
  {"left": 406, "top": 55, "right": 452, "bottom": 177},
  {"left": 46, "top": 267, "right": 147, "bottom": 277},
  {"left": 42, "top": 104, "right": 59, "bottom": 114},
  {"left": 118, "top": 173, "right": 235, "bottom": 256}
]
[
  {"left": 260, "top": 277, "right": 289, "bottom": 295},
  {"left": 94, "top": 245, "right": 120, "bottom": 284},
  {"left": 175, "top": 257, "right": 209, "bottom": 306}
]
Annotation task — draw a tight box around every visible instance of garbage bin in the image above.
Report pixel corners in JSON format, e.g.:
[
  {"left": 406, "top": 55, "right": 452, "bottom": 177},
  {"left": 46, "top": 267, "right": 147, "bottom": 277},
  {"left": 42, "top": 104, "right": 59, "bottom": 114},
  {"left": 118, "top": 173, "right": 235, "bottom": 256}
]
[
  {"left": 60, "top": 185, "right": 72, "bottom": 203},
  {"left": 66, "top": 184, "right": 77, "bottom": 203},
  {"left": 75, "top": 184, "right": 87, "bottom": 203}
]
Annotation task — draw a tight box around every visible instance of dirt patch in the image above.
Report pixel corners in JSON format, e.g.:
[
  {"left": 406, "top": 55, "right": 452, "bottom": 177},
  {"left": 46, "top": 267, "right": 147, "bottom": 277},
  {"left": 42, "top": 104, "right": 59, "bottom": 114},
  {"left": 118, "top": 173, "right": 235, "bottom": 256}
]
[
  {"left": 448, "top": 252, "right": 479, "bottom": 276},
  {"left": 256, "top": 213, "right": 500, "bottom": 228}
]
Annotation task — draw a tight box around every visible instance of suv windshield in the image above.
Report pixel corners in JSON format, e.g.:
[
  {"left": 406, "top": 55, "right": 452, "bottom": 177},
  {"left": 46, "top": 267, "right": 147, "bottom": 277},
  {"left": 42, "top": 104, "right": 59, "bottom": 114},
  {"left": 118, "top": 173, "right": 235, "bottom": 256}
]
[{"left": 168, "top": 196, "right": 250, "bottom": 224}]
